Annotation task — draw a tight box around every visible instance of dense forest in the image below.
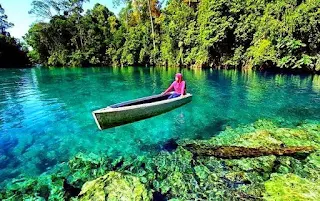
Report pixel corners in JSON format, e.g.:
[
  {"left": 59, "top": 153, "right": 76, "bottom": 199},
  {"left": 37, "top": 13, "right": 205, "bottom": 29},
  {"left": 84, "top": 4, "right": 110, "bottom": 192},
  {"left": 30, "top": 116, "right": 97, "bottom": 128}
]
[
  {"left": 0, "top": 4, "right": 30, "bottom": 68},
  {"left": 1, "top": 0, "right": 320, "bottom": 72},
  {"left": 24, "top": 0, "right": 320, "bottom": 72}
]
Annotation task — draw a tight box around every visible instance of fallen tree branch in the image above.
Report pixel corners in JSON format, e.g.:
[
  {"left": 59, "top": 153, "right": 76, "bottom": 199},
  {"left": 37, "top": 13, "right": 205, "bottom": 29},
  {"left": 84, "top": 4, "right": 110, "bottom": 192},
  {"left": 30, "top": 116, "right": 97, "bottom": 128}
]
[{"left": 183, "top": 144, "right": 315, "bottom": 159}]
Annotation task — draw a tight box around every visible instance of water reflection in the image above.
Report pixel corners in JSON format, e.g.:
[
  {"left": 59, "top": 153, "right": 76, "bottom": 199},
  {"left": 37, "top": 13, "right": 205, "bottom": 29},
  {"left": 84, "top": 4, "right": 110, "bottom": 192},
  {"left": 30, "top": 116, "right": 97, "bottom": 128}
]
[{"left": 312, "top": 75, "right": 320, "bottom": 94}]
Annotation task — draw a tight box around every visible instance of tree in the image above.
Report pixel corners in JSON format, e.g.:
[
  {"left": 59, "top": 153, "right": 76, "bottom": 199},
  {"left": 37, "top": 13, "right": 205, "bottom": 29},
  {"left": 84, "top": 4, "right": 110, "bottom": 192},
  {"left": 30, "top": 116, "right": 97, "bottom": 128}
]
[
  {"left": 160, "top": 0, "right": 197, "bottom": 67},
  {"left": 0, "top": 4, "right": 30, "bottom": 67},
  {"left": 0, "top": 4, "right": 13, "bottom": 34},
  {"left": 114, "top": 0, "right": 161, "bottom": 65},
  {"left": 25, "top": 0, "right": 320, "bottom": 72},
  {"left": 29, "top": 0, "right": 65, "bottom": 20},
  {"left": 26, "top": 3, "right": 118, "bottom": 66},
  {"left": 196, "top": 0, "right": 235, "bottom": 67},
  {"left": 29, "top": 0, "right": 89, "bottom": 20}
]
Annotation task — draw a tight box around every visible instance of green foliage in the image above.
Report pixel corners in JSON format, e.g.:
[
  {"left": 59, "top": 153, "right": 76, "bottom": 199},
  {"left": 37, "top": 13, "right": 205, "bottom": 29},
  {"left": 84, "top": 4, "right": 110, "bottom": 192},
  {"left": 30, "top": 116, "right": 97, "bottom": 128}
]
[
  {"left": 246, "top": 39, "right": 277, "bottom": 68},
  {"left": 26, "top": 3, "right": 117, "bottom": 67},
  {"left": 25, "top": 0, "right": 320, "bottom": 72},
  {"left": 248, "top": 0, "right": 320, "bottom": 72},
  {"left": 159, "top": 0, "right": 197, "bottom": 67}
]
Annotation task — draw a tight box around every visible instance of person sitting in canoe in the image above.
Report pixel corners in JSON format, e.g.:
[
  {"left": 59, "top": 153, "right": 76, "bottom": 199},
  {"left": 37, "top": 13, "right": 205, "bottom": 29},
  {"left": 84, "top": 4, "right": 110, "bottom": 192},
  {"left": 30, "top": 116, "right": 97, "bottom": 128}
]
[{"left": 162, "top": 73, "right": 186, "bottom": 99}]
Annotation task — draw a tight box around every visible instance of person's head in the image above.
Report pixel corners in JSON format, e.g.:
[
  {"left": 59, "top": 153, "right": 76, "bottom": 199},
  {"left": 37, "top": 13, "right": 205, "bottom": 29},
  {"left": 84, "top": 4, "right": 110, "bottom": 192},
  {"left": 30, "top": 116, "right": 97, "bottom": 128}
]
[{"left": 175, "top": 73, "right": 183, "bottom": 83}]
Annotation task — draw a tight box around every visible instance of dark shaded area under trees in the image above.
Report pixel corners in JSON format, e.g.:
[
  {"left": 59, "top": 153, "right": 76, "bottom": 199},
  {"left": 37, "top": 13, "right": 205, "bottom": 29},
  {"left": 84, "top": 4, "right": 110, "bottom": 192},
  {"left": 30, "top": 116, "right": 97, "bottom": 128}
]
[{"left": 0, "top": 4, "right": 30, "bottom": 68}]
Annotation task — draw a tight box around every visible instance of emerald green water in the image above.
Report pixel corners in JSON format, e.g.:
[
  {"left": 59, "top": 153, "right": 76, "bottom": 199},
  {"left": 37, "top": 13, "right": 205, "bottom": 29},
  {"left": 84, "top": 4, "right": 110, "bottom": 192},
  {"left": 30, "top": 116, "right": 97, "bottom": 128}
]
[{"left": 0, "top": 67, "right": 320, "bottom": 186}]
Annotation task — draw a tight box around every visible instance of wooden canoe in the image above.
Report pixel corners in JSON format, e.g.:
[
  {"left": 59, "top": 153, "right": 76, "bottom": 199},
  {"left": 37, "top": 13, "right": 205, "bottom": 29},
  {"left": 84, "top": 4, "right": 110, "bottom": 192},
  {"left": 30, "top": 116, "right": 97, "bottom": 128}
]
[{"left": 92, "top": 93, "right": 192, "bottom": 130}]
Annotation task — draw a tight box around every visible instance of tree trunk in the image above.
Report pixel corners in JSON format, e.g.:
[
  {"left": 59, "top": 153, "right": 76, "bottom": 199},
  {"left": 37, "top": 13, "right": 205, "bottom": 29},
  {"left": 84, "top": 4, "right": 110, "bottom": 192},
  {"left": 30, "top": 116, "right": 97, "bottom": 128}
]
[
  {"left": 77, "top": 15, "right": 83, "bottom": 49},
  {"left": 183, "top": 144, "right": 315, "bottom": 159},
  {"left": 147, "top": 0, "right": 156, "bottom": 65}
]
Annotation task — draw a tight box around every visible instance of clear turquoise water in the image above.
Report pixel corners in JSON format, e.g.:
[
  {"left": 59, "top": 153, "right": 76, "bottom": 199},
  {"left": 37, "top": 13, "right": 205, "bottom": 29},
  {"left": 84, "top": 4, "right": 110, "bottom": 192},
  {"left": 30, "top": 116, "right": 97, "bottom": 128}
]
[{"left": 0, "top": 67, "right": 320, "bottom": 186}]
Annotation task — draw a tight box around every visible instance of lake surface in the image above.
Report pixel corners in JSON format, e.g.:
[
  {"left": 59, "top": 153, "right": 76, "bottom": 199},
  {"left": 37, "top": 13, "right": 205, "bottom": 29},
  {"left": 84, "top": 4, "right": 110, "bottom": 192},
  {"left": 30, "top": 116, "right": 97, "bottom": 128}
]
[{"left": 1, "top": 67, "right": 320, "bottom": 186}]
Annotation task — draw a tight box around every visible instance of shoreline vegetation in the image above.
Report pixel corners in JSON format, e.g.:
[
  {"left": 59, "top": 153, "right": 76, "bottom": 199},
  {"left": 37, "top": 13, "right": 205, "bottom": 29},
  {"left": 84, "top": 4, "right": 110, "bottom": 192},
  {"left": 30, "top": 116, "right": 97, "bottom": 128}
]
[
  {"left": 0, "top": 119, "right": 319, "bottom": 200},
  {"left": 0, "top": 0, "right": 320, "bottom": 74},
  {"left": 0, "top": 5, "right": 30, "bottom": 68}
]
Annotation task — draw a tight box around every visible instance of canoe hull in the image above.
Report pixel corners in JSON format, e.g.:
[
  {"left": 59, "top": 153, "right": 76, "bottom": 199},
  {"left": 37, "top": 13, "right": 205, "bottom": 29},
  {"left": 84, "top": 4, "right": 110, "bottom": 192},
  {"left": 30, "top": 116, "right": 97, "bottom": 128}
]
[{"left": 92, "top": 94, "right": 192, "bottom": 130}]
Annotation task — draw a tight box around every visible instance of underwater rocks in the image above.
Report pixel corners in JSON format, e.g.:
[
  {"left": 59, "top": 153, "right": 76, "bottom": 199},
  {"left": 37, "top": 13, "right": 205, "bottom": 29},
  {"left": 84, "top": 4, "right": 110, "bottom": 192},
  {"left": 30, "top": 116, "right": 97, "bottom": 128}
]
[
  {"left": 177, "top": 120, "right": 320, "bottom": 199},
  {"left": 0, "top": 120, "right": 319, "bottom": 200},
  {"left": 263, "top": 173, "right": 320, "bottom": 200},
  {"left": 78, "top": 171, "right": 151, "bottom": 201},
  {"left": 0, "top": 173, "right": 66, "bottom": 200},
  {"left": 67, "top": 152, "right": 113, "bottom": 188}
]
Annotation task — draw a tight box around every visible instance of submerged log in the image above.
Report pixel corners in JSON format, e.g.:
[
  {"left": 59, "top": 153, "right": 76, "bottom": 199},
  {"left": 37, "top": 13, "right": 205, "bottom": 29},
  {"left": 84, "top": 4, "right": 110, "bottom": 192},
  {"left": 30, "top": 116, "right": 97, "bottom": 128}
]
[{"left": 183, "top": 144, "right": 315, "bottom": 159}]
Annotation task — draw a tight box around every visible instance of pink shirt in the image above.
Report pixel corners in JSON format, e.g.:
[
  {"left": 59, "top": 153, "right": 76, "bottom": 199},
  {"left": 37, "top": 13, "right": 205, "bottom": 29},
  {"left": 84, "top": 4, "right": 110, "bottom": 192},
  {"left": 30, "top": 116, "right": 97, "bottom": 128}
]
[{"left": 165, "top": 81, "right": 186, "bottom": 95}]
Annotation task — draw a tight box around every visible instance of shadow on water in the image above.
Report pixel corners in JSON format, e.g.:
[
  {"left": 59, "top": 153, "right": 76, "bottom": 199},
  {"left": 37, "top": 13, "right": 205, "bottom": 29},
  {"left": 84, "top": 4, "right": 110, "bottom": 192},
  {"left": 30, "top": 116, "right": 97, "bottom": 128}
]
[
  {"left": 153, "top": 191, "right": 168, "bottom": 201},
  {"left": 139, "top": 138, "right": 179, "bottom": 153},
  {"left": 277, "top": 106, "right": 320, "bottom": 121},
  {"left": 36, "top": 157, "right": 58, "bottom": 173},
  {"left": 0, "top": 136, "right": 21, "bottom": 182},
  {"left": 161, "top": 138, "right": 179, "bottom": 152},
  {"left": 139, "top": 118, "right": 238, "bottom": 153},
  {"left": 194, "top": 118, "right": 239, "bottom": 140},
  {"left": 0, "top": 136, "right": 18, "bottom": 155},
  {"left": 0, "top": 136, "right": 19, "bottom": 169}
]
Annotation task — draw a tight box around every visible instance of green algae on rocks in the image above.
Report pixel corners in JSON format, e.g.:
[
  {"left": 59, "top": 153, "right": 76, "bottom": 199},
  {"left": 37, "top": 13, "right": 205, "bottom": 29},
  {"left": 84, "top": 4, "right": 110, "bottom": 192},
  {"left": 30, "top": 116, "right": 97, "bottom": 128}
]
[
  {"left": 78, "top": 171, "right": 151, "bottom": 201},
  {"left": 264, "top": 173, "right": 320, "bottom": 201}
]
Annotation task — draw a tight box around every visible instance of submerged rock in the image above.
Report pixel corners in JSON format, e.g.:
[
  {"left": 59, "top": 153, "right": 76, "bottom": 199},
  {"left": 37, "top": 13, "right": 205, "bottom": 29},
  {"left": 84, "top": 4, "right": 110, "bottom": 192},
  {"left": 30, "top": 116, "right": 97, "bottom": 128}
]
[
  {"left": 68, "top": 153, "right": 112, "bottom": 188},
  {"left": 78, "top": 171, "right": 151, "bottom": 201},
  {"left": 1, "top": 120, "right": 319, "bottom": 200},
  {"left": 233, "top": 130, "right": 284, "bottom": 148},
  {"left": 264, "top": 173, "right": 320, "bottom": 201}
]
